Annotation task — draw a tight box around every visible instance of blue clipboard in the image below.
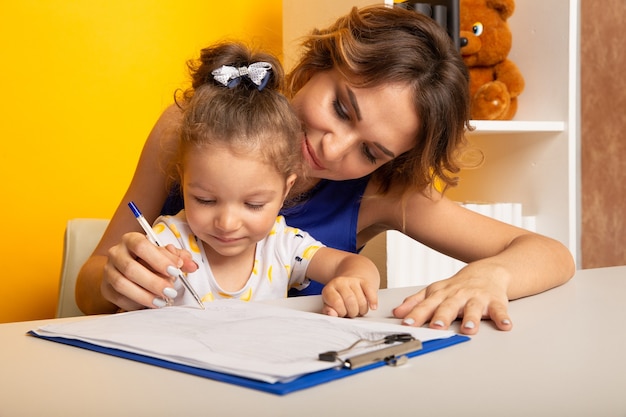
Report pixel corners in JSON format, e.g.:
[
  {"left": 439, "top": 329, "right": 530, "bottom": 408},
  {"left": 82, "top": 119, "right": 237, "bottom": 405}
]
[{"left": 28, "top": 331, "right": 469, "bottom": 395}]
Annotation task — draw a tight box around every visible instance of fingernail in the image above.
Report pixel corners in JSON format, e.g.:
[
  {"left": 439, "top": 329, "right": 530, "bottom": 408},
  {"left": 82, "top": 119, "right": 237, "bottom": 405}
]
[
  {"left": 464, "top": 320, "right": 476, "bottom": 329},
  {"left": 166, "top": 265, "right": 182, "bottom": 278},
  {"left": 402, "top": 318, "right": 415, "bottom": 326},
  {"left": 502, "top": 319, "right": 511, "bottom": 325},
  {"left": 152, "top": 298, "right": 167, "bottom": 308},
  {"left": 163, "top": 287, "right": 178, "bottom": 298},
  {"left": 433, "top": 320, "right": 445, "bottom": 327}
]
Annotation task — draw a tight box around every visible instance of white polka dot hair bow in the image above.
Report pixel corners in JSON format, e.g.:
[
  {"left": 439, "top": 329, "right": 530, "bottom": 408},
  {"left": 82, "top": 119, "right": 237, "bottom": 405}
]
[{"left": 211, "top": 62, "right": 273, "bottom": 90}]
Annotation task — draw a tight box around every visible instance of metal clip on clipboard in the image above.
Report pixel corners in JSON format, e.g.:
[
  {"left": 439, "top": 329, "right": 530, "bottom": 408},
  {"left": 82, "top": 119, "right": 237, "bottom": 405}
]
[{"left": 318, "top": 333, "right": 423, "bottom": 370}]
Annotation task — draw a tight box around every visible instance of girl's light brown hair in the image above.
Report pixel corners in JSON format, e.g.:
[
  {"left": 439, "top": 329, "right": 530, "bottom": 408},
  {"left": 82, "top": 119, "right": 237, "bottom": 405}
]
[{"left": 174, "top": 42, "right": 302, "bottom": 182}]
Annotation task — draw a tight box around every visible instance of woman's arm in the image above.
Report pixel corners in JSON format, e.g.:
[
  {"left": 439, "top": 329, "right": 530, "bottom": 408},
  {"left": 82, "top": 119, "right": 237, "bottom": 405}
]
[
  {"left": 75, "top": 105, "right": 196, "bottom": 314},
  {"left": 306, "top": 247, "right": 380, "bottom": 318},
  {"left": 360, "top": 184, "right": 575, "bottom": 334}
]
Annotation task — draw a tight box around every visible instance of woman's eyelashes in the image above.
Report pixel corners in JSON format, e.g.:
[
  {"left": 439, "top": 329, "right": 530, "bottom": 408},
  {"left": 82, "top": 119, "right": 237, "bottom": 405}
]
[
  {"left": 332, "top": 98, "right": 350, "bottom": 121},
  {"left": 361, "top": 143, "right": 378, "bottom": 164},
  {"left": 332, "top": 98, "right": 378, "bottom": 164}
]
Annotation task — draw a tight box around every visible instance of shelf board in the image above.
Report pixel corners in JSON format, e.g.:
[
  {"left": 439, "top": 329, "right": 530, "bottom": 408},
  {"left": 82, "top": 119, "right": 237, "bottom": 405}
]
[{"left": 467, "top": 120, "right": 565, "bottom": 135}]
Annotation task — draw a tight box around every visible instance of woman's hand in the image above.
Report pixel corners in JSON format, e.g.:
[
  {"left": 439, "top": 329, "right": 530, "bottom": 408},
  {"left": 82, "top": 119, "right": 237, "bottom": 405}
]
[
  {"left": 101, "top": 232, "right": 198, "bottom": 311},
  {"left": 365, "top": 190, "right": 574, "bottom": 335},
  {"left": 392, "top": 263, "right": 513, "bottom": 335}
]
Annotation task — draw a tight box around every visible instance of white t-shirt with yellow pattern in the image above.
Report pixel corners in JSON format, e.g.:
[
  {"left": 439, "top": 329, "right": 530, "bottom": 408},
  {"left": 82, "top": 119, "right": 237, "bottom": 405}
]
[{"left": 153, "top": 211, "right": 324, "bottom": 306}]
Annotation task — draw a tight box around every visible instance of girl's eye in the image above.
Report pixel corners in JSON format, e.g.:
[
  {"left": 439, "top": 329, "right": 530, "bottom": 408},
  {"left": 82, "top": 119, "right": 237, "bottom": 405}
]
[
  {"left": 195, "top": 197, "right": 215, "bottom": 205},
  {"left": 332, "top": 99, "right": 350, "bottom": 121},
  {"left": 361, "top": 143, "right": 378, "bottom": 164},
  {"left": 246, "top": 203, "right": 265, "bottom": 211}
]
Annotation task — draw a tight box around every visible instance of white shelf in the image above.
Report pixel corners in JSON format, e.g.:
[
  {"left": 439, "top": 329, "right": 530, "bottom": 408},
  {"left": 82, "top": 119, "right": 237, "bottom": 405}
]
[{"left": 468, "top": 120, "right": 566, "bottom": 134}]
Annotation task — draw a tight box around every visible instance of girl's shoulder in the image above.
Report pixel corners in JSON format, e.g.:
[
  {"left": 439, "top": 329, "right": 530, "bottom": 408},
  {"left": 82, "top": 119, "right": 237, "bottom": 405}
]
[{"left": 271, "top": 216, "right": 319, "bottom": 244}]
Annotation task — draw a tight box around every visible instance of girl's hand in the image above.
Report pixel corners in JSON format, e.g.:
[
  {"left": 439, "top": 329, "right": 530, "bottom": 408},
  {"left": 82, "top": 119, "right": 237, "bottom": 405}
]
[
  {"left": 101, "top": 232, "right": 197, "bottom": 311},
  {"left": 392, "top": 264, "right": 513, "bottom": 335},
  {"left": 321, "top": 277, "right": 378, "bottom": 318}
]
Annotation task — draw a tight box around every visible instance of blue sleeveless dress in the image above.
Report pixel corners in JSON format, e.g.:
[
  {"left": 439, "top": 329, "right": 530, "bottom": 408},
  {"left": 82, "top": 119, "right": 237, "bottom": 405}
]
[{"left": 161, "top": 176, "right": 370, "bottom": 296}]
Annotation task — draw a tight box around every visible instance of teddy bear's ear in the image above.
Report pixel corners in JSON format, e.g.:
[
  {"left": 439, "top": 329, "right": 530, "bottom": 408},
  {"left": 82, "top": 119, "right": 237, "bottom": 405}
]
[{"left": 487, "top": 0, "right": 515, "bottom": 20}]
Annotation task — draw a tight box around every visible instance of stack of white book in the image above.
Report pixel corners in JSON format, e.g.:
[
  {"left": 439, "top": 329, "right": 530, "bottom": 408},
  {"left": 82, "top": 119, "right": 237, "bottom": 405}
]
[{"left": 386, "top": 202, "right": 536, "bottom": 288}]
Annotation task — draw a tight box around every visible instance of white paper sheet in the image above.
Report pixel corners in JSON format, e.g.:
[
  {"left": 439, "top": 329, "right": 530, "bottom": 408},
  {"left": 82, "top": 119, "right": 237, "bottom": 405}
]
[{"left": 33, "top": 300, "right": 455, "bottom": 383}]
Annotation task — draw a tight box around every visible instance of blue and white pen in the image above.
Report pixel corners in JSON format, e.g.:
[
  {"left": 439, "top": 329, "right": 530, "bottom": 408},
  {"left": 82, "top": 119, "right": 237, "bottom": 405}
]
[{"left": 128, "top": 201, "right": 205, "bottom": 309}]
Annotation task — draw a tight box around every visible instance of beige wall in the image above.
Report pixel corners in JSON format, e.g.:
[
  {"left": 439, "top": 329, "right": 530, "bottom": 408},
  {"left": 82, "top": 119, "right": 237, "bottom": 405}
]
[{"left": 581, "top": 0, "right": 626, "bottom": 268}]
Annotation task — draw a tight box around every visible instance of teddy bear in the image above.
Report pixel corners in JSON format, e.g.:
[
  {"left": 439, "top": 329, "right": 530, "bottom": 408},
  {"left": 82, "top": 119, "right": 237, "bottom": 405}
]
[{"left": 460, "top": 0, "right": 524, "bottom": 120}]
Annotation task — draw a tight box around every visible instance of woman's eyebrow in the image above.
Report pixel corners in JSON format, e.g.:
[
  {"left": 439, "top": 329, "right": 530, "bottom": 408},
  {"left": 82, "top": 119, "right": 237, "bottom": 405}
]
[
  {"left": 373, "top": 143, "right": 395, "bottom": 158},
  {"left": 346, "top": 87, "right": 362, "bottom": 121}
]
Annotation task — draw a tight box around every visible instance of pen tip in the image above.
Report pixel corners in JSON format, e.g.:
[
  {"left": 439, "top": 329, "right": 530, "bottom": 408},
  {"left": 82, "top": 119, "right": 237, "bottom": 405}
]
[{"left": 128, "top": 201, "right": 141, "bottom": 218}]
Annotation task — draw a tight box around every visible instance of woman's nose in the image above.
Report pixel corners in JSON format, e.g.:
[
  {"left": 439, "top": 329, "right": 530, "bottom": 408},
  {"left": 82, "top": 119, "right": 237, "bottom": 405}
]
[{"left": 321, "top": 132, "right": 353, "bottom": 162}]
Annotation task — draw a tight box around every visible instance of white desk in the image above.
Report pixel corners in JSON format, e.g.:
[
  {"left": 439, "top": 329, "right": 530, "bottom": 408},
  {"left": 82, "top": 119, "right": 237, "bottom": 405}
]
[{"left": 1, "top": 266, "right": 625, "bottom": 417}]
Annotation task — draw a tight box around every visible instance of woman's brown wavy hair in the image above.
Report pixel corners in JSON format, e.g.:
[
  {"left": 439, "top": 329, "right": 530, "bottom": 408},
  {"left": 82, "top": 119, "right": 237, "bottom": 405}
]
[{"left": 286, "top": 5, "right": 474, "bottom": 195}]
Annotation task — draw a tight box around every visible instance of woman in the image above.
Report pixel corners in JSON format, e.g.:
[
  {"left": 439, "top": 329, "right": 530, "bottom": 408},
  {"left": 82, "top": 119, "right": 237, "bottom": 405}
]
[{"left": 75, "top": 5, "right": 574, "bottom": 335}]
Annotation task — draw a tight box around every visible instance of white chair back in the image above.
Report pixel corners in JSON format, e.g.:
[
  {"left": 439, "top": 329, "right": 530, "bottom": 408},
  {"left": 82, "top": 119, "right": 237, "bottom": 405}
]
[{"left": 56, "top": 218, "right": 109, "bottom": 318}]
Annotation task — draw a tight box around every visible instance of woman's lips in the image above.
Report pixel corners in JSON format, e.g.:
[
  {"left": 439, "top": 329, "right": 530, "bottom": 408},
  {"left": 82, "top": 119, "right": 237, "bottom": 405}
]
[{"left": 302, "top": 136, "right": 325, "bottom": 170}]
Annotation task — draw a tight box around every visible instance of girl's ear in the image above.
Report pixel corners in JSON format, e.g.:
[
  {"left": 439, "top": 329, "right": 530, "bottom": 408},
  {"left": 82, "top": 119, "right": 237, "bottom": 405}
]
[{"left": 284, "top": 174, "right": 297, "bottom": 198}]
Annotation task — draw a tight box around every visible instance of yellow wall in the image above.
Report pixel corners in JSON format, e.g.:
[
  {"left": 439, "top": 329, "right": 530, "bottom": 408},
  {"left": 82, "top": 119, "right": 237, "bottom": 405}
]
[{"left": 0, "top": 0, "right": 282, "bottom": 322}]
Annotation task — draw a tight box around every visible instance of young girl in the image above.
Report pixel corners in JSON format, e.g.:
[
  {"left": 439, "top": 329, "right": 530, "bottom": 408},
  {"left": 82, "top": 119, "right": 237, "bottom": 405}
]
[
  {"left": 76, "top": 5, "right": 574, "bottom": 334},
  {"left": 149, "top": 43, "right": 378, "bottom": 317}
]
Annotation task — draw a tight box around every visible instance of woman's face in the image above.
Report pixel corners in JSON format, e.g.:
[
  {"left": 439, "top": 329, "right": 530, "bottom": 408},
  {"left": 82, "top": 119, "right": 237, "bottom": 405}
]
[{"left": 290, "top": 68, "right": 419, "bottom": 181}]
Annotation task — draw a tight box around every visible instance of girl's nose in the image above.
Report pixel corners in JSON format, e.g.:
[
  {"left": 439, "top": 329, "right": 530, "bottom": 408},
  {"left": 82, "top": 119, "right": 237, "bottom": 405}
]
[{"left": 214, "top": 209, "right": 240, "bottom": 232}]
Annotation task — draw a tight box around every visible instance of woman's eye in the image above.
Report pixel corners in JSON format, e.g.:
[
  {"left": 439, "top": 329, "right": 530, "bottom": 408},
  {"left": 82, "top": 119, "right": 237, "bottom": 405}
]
[
  {"left": 361, "top": 144, "right": 377, "bottom": 164},
  {"left": 332, "top": 99, "right": 350, "bottom": 120}
]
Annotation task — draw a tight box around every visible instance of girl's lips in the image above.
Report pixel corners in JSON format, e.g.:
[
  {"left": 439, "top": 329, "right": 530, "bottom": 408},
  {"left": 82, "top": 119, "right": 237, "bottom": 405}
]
[
  {"left": 302, "top": 136, "right": 325, "bottom": 170},
  {"left": 211, "top": 235, "right": 242, "bottom": 244}
]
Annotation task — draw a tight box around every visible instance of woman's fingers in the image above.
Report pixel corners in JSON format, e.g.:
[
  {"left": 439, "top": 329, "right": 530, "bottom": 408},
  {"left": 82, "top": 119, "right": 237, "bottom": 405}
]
[
  {"left": 103, "top": 232, "right": 179, "bottom": 310},
  {"left": 393, "top": 278, "right": 512, "bottom": 334}
]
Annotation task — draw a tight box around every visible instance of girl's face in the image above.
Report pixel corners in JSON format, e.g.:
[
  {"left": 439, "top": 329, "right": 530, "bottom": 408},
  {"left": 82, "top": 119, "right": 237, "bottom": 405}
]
[
  {"left": 290, "top": 68, "right": 419, "bottom": 181},
  {"left": 181, "top": 144, "right": 296, "bottom": 263}
]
